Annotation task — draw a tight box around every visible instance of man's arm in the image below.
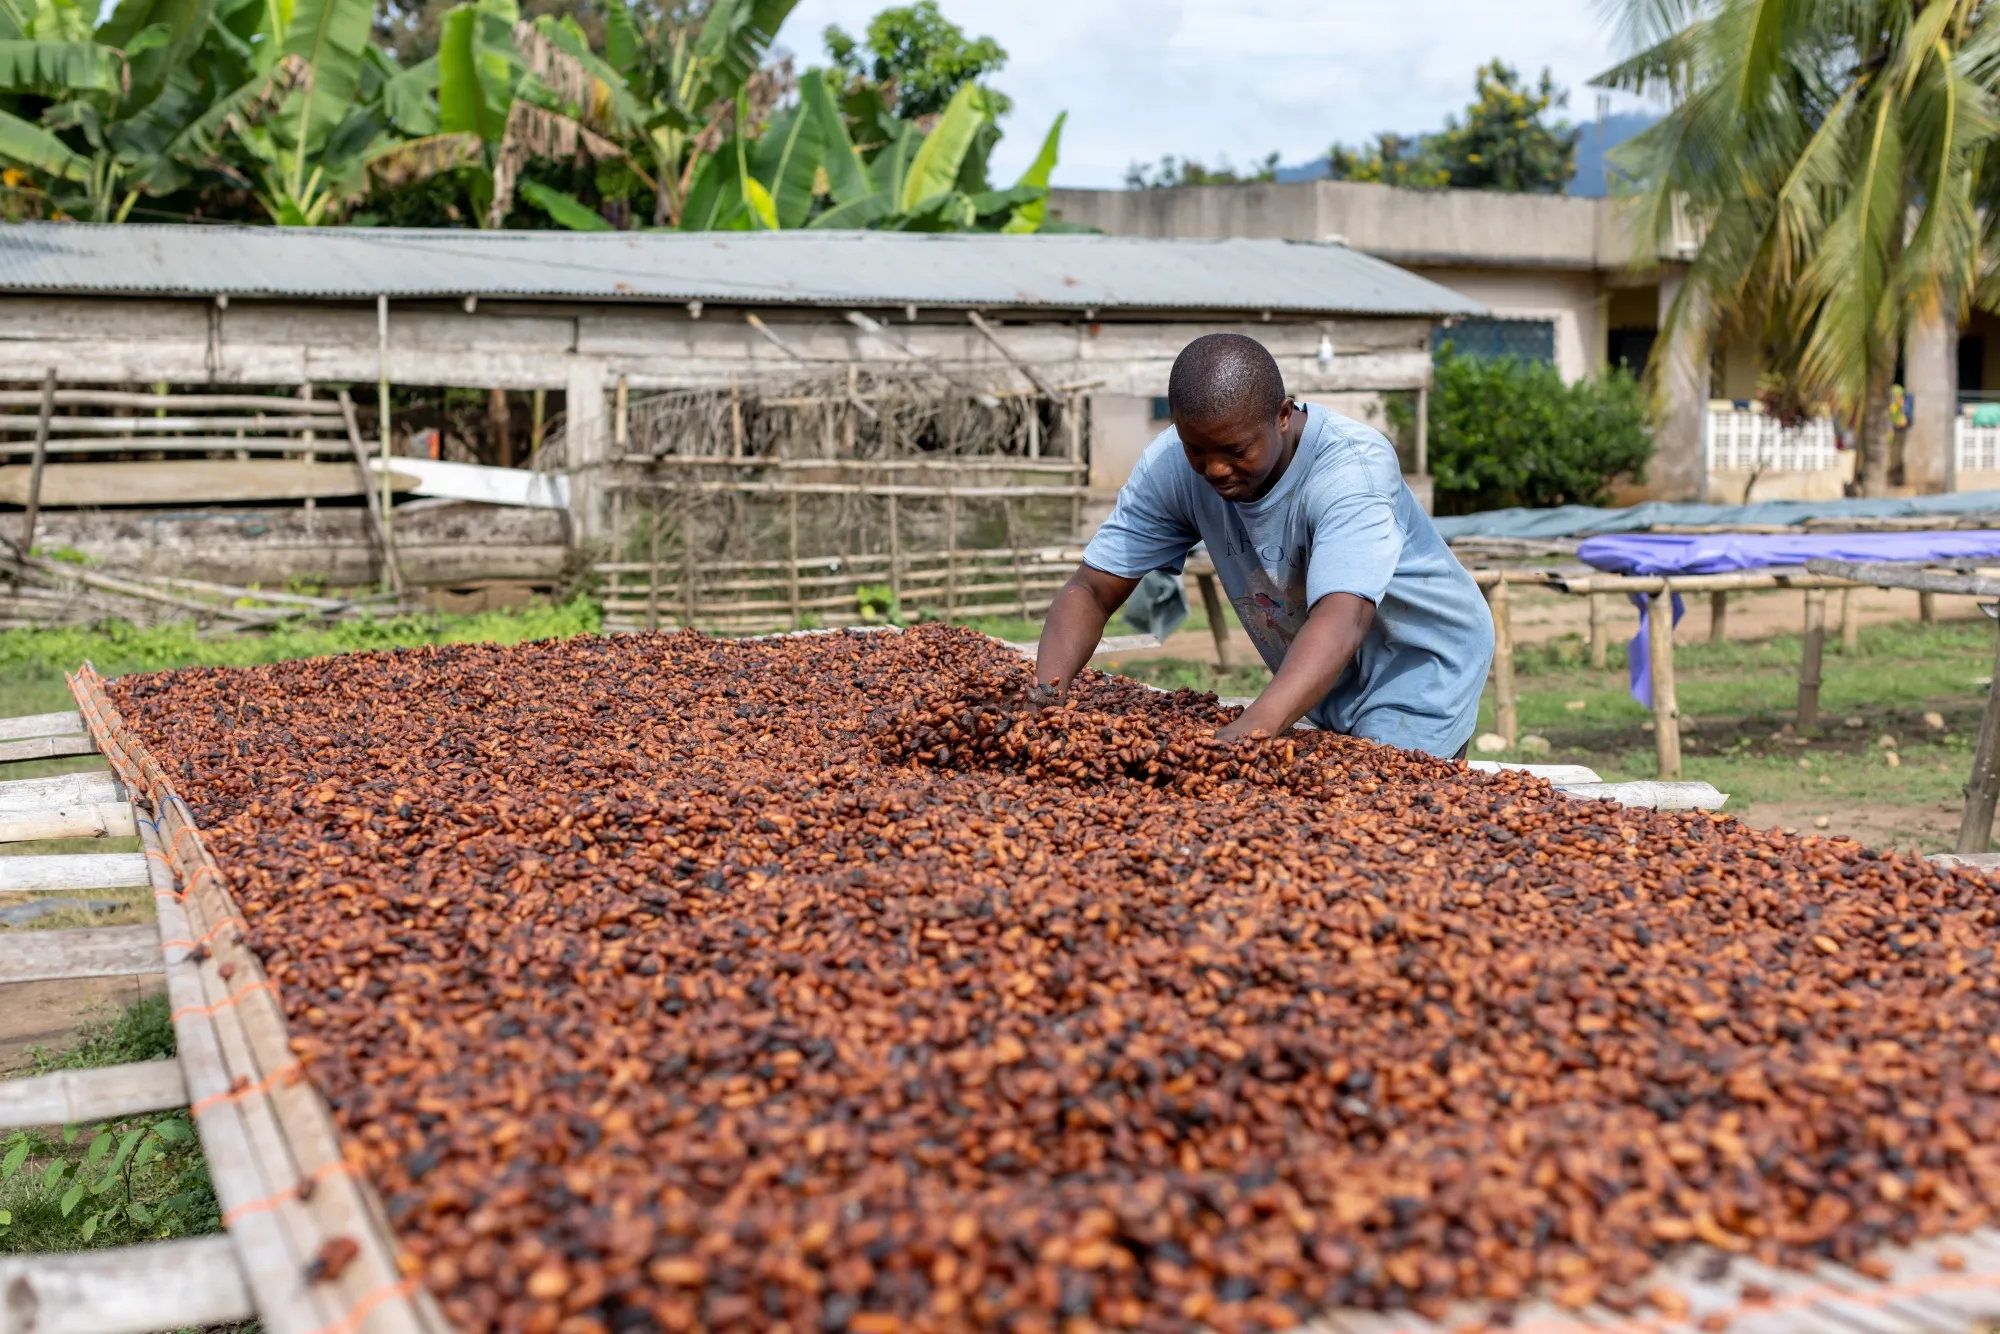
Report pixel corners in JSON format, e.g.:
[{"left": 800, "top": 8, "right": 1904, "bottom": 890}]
[
  {"left": 1034, "top": 565, "right": 1141, "bottom": 693},
  {"left": 1214, "top": 592, "right": 1374, "bottom": 742}
]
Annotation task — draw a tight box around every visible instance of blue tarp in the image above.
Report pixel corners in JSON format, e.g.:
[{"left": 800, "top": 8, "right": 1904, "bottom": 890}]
[
  {"left": 1433, "top": 490, "right": 2000, "bottom": 540},
  {"left": 1579, "top": 530, "right": 2000, "bottom": 706}
]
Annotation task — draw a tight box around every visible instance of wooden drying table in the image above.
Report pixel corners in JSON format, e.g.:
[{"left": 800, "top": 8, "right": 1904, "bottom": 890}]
[{"left": 6, "top": 684, "right": 2000, "bottom": 1334}]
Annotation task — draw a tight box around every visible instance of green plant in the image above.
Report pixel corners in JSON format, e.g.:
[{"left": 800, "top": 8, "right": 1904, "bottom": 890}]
[
  {"left": 1328, "top": 60, "right": 1578, "bottom": 192},
  {"left": 855, "top": 581, "right": 900, "bottom": 623},
  {"left": 1427, "top": 345, "right": 1652, "bottom": 513},
  {"left": 29, "top": 544, "right": 96, "bottom": 566},
  {"left": 824, "top": 0, "right": 1008, "bottom": 119}
]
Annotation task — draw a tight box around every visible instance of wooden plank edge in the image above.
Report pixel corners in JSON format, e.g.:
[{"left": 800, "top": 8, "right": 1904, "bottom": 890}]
[
  {"left": 0, "top": 852, "right": 151, "bottom": 893},
  {"left": 0, "top": 1234, "right": 253, "bottom": 1334},
  {"left": 0, "top": 772, "right": 124, "bottom": 813},
  {"left": 0, "top": 735, "right": 98, "bottom": 764},
  {"left": 0, "top": 1058, "right": 186, "bottom": 1128},
  {"left": 0, "top": 803, "right": 139, "bottom": 843},
  {"left": 0, "top": 924, "right": 163, "bottom": 984},
  {"left": 0, "top": 709, "right": 84, "bottom": 742}
]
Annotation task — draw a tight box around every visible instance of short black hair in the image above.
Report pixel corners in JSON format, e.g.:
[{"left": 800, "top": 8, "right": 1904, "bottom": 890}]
[{"left": 1167, "top": 333, "right": 1287, "bottom": 424}]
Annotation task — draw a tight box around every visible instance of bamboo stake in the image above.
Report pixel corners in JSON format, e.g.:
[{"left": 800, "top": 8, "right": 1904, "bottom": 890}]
[
  {"left": 681, "top": 481, "right": 696, "bottom": 629},
  {"left": 945, "top": 491, "right": 958, "bottom": 619},
  {"left": 729, "top": 377, "right": 744, "bottom": 459},
  {"left": 787, "top": 491, "right": 801, "bottom": 628},
  {"left": 18, "top": 368, "right": 54, "bottom": 558},
  {"left": 614, "top": 374, "right": 629, "bottom": 452},
  {"left": 1841, "top": 587, "right": 1859, "bottom": 651},
  {"left": 300, "top": 382, "right": 318, "bottom": 529},
  {"left": 1798, "top": 587, "right": 1825, "bottom": 730},
  {"left": 376, "top": 295, "right": 393, "bottom": 552},
  {"left": 1485, "top": 577, "right": 1516, "bottom": 747},
  {"left": 887, "top": 494, "right": 902, "bottom": 606},
  {"left": 646, "top": 500, "right": 660, "bottom": 632},
  {"left": 1708, "top": 590, "right": 1728, "bottom": 646},
  {"left": 531, "top": 387, "right": 547, "bottom": 456},
  {"left": 1922, "top": 591, "right": 1937, "bottom": 623},
  {"left": 1588, "top": 593, "right": 1608, "bottom": 670},
  {"left": 1649, "top": 588, "right": 1682, "bottom": 779},
  {"left": 1958, "top": 619, "right": 2000, "bottom": 854}
]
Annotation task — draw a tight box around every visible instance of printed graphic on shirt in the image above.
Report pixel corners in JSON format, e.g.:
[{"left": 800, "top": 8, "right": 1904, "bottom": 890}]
[{"left": 1230, "top": 564, "right": 1309, "bottom": 668}]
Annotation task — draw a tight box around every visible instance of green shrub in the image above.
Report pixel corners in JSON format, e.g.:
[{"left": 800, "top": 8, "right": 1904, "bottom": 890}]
[{"left": 1428, "top": 347, "right": 1653, "bottom": 514}]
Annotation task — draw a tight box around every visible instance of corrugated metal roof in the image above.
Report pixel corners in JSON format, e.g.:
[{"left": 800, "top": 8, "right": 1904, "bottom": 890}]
[{"left": 0, "top": 223, "right": 1483, "bottom": 317}]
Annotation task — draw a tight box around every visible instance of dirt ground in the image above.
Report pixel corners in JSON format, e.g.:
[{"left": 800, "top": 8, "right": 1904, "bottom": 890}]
[{"left": 0, "top": 974, "right": 165, "bottom": 1076}]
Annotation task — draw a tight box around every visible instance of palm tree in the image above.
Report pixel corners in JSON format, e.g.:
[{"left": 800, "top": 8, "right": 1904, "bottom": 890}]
[{"left": 1597, "top": 0, "right": 2000, "bottom": 495}]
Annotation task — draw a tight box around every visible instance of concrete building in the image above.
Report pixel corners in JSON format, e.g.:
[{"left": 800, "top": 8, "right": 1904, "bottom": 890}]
[{"left": 1050, "top": 179, "right": 1979, "bottom": 503}]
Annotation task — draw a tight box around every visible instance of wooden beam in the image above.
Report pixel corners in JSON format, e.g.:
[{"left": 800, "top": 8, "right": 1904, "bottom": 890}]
[
  {"left": 0, "top": 772, "right": 125, "bottom": 812},
  {"left": 0, "top": 1059, "right": 186, "bottom": 1128},
  {"left": 1804, "top": 558, "right": 2000, "bottom": 598},
  {"left": 0, "top": 804, "right": 136, "bottom": 842},
  {"left": 0, "top": 925, "right": 161, "bottom": 984},
  {"left": 0, "top": 735, "right": 97, "bottom": 764},
  {"left": 0, "top": 711, "right": 84, "bottom": 741},
  {"left": 1798, "top": 587, "right": 1826, "bottom": 731},
  {"left": 0, "top": 459, "right": 420, "bottom": 507},
  {"left": 0, "top": 1235, "right": 252, "bottom": 1334},
  {"left": 1650, "top": 589, "right": 1683, "bottom": 780},
  {"left": 0, "top": 388, "right": 345, "bottom": 412},
  {"left": 0, "top": 853, "right": 150, "bottom": 892}
]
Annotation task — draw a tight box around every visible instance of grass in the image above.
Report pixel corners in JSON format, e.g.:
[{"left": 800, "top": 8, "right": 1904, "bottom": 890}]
[{"left": 0, "top": 995, "right": 219, "bottom": 1256}]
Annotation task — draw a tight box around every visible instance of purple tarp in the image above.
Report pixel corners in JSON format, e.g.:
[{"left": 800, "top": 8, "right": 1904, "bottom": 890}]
[{"left": 1575, "top": 532, "right": 2000, "bottom": 705}]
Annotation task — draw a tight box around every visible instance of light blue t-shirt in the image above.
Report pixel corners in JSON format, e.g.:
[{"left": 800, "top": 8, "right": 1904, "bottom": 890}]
[{"left": 1083, "top": 403, "right": 1493, "bottom": 757}]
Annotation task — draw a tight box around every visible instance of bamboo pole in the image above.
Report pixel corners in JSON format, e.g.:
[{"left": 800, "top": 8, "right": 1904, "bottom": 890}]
[
  {"left": 1922, "top": 591, "right": 1938, "bottom": 623},
  {"left": 18, "top": 368, "right": 54, "bottom": 558},
  {"left": 887, "top": 494, "right": 902, "bottom": 605},
  {"left": 1588, "top": 593, "right": 1608, "bottom": 670},
  {"left": 1798, "top": 587, "right": 1825, "bottom": 730},
  {"left": 646, "top": 500, "right": 660, "bottom": 632},
  {"left": 945, "top": 491, "right": 958, "bottom": 619},
  {"left": 614, "top": 375, "right": 629, "bottom": 453},
  {"left": 1958, "top": 620, "right": 2000, "bottom": 854},
  {"left": 1485, "top": 576, "right": 1516, "bottom": 747},
  {"left": 1841, "top": 587, "right": 1859, "bottom": 651},
  {"left": 376, "top": 295, "right": 393, "bottom": 551},
  {"left": 1002, "top": 499, "right": 1029, "bottom": 618},
  {"left": 1649, "top": 588, "right": 1682, "bottom": 779},
  {"left": 1708, "top": 590, "right": 1728, "bottom": 646},
  {"left": 531, "top": 387, "right": 546, "bottom": 456},
  {"left": 729, "top": 377, "right": 744, "bottom": 459},
  {"left": 787, "top": 492, "right": 801, "bottom": 628},
  {"left": 681, "top": 481, "right": 696, "bottom": 629}
]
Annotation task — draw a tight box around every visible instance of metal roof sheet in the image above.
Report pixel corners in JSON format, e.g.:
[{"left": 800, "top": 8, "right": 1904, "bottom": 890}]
[{"left": 0, "top": 223, "right": 1483, "bottom": 317}]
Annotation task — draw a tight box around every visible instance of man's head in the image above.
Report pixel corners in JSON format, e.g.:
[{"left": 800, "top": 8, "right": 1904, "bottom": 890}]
[{"left": 1167, "top": 333, "right": 1295, "bottom": 502}]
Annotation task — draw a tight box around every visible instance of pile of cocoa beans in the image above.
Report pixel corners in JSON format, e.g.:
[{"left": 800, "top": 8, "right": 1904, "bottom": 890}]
[{"left": 106, "top": 624, "right": 2000, "bottom": 1334}]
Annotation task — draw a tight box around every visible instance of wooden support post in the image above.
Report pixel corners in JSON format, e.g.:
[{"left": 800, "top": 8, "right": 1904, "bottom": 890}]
[
  {"left": 614, "top": 375, "right": 629, "bottom": 453},
  {"left": 1649, "top": 588, "right": 1682, "bottom": 779},
  {"left": 1708, "top": 590, "right": 1728, "bottom": 646},
  {"left": 843, "top": 365, "right": 858, "bottom": 455},
  {"left": 729, "top": 377, "right": 744, "bottom": 459},
  {"left": 1195, "top": 572, "right": 1233, "bottom": 670},
  {"left": 1486, "top": 576, "right": 1517, "bottom": 747},
  {"left": 531, "top": 387, "right": 547, "bottom": 456},
  {"left": 1588, "top": 593, "right": 1608, "bottom": 670},
  {"left": 945, "top": 491, "right": 958, "bottom": 619},
  {"left": 337, "top": 390, "right": 403, "bottom": 596},
  {"left": 1957, "top": 617, "right": 2000, "bottom": 854},
  {"left": 646, "top": 499, "right": 660, "bottom": 632},
  {"left": 1798, "top": 587, "right": 1825, "bottom": 730},
  {"left": 489, "top": 387, "right": 513, "bottom": 468},
  {"left": 680, "top": 481, "right": 696, "bottom": 630},
  {"left": 1841, "top": 587, "right": 1859, "bottom": 651},
  {"left": 1027, "top": 403, "right": 1041, "bottom": 459},
  {"left": 1065, "top": 392, "right": 1083, "bottom": 537},
  {"left": 1922, "top": 590, "right": 1937, "bottom": 623},
  {"left": 887, "top": 494, "right": 902, "bottom": 606},
  {"left": 376, "top": 295, "right": 393, "bottom": 551},
  {"left": 1002, "top": 499, "right": 1029, "bottom": 618},
  {"left": 18, "top": 367, "right": 53, "bottom": 558},
  {"left": 787, "top": 491, "right": 801, "bottom": 628}
]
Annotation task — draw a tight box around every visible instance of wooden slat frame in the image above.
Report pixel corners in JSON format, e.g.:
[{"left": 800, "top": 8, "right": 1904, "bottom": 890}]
[
  {"left": 0, "top": 734, "right": 97, "bottom": 763},
  {"left": 0, "top": 771, "right": 125, "bottom": 812},
  {"left": 0, "top": 852, "right": 149, "bottom": 892},
  {"left": 0, "top": 709, "right": 83, "bottom": 741},
  {"left": 0, "top": 802, "right": 138, "bottom": 842},
  {"left": 0, "top": 924, "right": 161, "bottom": 983},
  {"left": 71, "top": 666, "right": 445, "bottom": 1334},
  {"left": 0, "top": 1234, "right": 254, "bottom": 1334},
  {"left": 0, "top": 1059, "right": 186, "bottom": 1127}
]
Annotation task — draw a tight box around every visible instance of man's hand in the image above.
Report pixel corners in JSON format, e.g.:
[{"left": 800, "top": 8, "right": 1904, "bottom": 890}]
[{"left": 1213, "top": 591, "right": 1374, "bottom": 742}]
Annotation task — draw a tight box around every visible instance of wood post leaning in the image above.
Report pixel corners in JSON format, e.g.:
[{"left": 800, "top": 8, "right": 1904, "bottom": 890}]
[
  {"left": 19, "top": 368, "right": 54, "bottom": 558},
  {"left": 1485, "top": 577, "right": 1517, "bottom": 747},
  {"left": 1798, "top": 588, "right": 1826, "bottom": 730},
  {"left": 1649, "top": 587, "right": 1682, "bottom": 779},
  {"left": 1709, "top": 590, "right": 1728, "bottom": 646}
]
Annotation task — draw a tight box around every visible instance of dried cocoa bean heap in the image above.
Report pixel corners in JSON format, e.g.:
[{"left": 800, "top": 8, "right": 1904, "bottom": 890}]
[{"left": 107, "top": 624, "right": 2000, "bottom": 1334}]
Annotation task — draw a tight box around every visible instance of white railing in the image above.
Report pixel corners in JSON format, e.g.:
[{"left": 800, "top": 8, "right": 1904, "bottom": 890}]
[
  {"left": 1955, "top": 413, "right": 2000, "bottom": 474},
  {"left": 1705, "top": 405, "right": 1842, "bottom": 472}
]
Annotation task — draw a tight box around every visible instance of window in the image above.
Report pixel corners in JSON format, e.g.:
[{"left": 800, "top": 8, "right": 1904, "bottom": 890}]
[
  {"left": 1150, "top": 396, "right": 1172, "bottom": 421},
  {"left": 1434, "top": 318, "right": 1556, "bottom": 365},
  {"left": 1608, "top": 327, "right": 1657, "bottom": 378}
]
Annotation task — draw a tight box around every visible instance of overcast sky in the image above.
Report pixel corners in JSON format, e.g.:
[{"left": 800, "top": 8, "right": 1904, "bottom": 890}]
[{"left": 777, "top": 0, "right": 1663, "bottom": 188}]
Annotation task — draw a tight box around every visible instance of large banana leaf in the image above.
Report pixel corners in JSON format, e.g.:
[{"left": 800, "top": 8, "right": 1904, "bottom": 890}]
[
  {"left": 278, "top": 0, "right": 370, "bottom": 157},
  {"left": 0, "top": 103, "right": 87, "bottom": 178},
  {"left": 0, "top": 40, "right": 124, "bottom": 101},
  {"left": 0, "top": 0, "right": 26, "bottom": 39},
  {"left": 805, "top": 190, "right": 890, "bottom": 228},
  {"left": 520, "top": 177, "right": 610, "bottom": 229},
  {"left": 437, "top": 0, "right": 518, "bottom": 144},
  {"left": 802, "top": 68, "right": 867, "bottom": 205},
  {"left": 525, "top": 15, "right": 644, "bottom": 134},
  {"left": 603, "top": 0, "right": 638, "bottom": 74},
  {"left": 1001, "top": 111, "right": 1064, "bottom": 234},
  {"left": 899, "top": 81, "right": 988, "bottom": 211},
  {"left": 101, "top": 0, "right": 215, "bottom": 114},
  {"left": 371, "top": 51, "right": 438, "bottom": 136},
  {"left": 750, "top": 102, "right": 821, "bottom": 228},
  {"left": 868, "top": 118, "right": 921, "bottom": 207},
  {"left": 28, "top": 0, "right": 89, "bottom": 41},
  {"left": 682, "top": 0, "right": 794, "bottom": 110},
  {"left": 678, "top": 137, "right": 749, "bottom": 229}
]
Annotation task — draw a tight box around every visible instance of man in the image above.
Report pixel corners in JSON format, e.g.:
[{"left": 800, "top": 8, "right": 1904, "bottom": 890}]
[{"left": 1034, "top": 333, "right": 1493, "bottom": 759}]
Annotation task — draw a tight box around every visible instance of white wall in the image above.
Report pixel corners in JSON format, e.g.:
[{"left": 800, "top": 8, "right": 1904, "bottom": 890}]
[{"left": 1409, "top": 266, "right": 1606, "bottom": 383}]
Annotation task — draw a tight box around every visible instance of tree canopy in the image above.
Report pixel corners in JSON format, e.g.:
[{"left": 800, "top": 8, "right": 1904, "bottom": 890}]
[
  {"left": 1329, "top": 59, "right": 1580, "bottom": 193},
  {"left": 823, "top": 0, "right": 1008, "bottom": 119}
]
